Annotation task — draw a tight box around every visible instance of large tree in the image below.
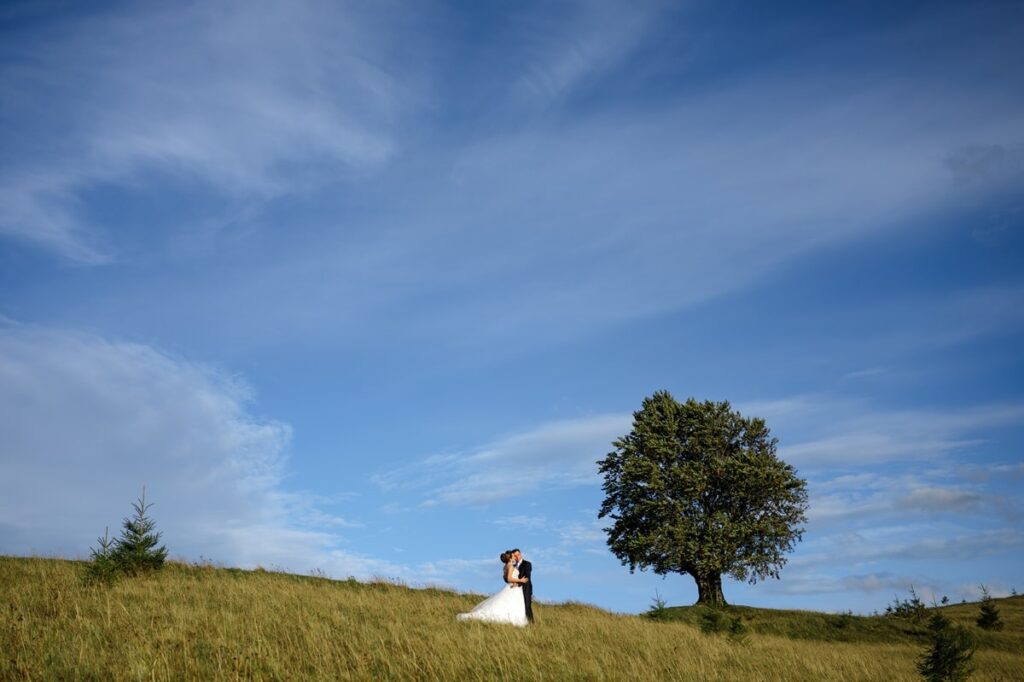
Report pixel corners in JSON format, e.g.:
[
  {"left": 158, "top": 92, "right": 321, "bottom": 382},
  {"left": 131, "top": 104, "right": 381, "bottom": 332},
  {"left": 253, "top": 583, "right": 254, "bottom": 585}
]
[{"left": 598, "top": 391, "right": 808, "bottom": 606}]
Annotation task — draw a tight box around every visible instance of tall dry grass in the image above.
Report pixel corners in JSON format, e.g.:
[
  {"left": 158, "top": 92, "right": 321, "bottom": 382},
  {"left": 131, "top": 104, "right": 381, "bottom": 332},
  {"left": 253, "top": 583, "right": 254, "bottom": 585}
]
[{"left": 2, "top": 556, "right": 1021, "bottom": 680}]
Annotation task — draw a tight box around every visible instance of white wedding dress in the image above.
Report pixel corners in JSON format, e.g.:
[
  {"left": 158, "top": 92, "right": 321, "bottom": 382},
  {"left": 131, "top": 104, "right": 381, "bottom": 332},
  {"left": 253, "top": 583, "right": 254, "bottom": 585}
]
[{"left": 457, "top": 567, "right": 528, "bottom": 626}]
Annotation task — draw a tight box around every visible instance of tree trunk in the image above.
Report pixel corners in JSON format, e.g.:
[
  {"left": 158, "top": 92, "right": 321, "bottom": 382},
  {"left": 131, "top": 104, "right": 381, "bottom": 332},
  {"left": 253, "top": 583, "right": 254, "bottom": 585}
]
[{"left": 695, "top": 572, "right": 726, "bottom": 607}]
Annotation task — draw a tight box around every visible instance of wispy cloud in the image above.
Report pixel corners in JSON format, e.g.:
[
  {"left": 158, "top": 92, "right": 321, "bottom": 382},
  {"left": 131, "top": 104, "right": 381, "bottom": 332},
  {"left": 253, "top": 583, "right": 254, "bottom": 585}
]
[
  {"left": 898, "top": 487, "right": 985, "bottom": 514},
  {"left": 854, "top": 285, "right": 1024, "bottom": 354},
  {"left": 773, "top": 571, "right": 929, "bottom": 597},
  {"left": 511, "top": 1, "right": 666, "bottom": 104},
  {"left": 0, "top": 0, "right": 425, "bottom": 262},
  {"left": 810, "top": 473, "right": 1022, "bottom": 527},
  {"left": 744, "top": 395, "right": 1024, "bottom": 539},
  {"left": 374, "top": 414, "right": 629, "bottom": 507},
  {"left": 745, "top": 395, "right": 1024, "bottom": 468},
  {"left": 5, "top": 2, "right": 1022, "bottom": 362},
  {"left": 131, "top": 97, "right": 1024, "bottom": 360},
  {"left": 493, "top": 515, "right": 548, "bottom": 530},
  {"left": 673, "top": 392, "right": 1021, "bottom": 603},
  {"left": 792, "top": 528, "right": 1024, "bottom": 571},
  {"left": 377, "top": 389, "right": 1024, "bottom": 512},
  {"left": 775, "top": 529, "right": 1024, "bottom": 602}
]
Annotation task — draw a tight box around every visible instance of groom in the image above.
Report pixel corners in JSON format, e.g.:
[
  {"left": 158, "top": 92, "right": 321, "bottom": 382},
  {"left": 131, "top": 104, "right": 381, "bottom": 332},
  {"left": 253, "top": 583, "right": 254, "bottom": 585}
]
[{"left": 512, "top": 549, "right": 533, "bottom": 623}]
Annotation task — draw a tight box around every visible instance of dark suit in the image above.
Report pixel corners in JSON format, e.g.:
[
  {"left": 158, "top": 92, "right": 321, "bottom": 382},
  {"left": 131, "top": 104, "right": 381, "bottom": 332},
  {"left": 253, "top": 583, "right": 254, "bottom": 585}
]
[{"left": 517, "top": 559, "right": 533, "bottom": 622}]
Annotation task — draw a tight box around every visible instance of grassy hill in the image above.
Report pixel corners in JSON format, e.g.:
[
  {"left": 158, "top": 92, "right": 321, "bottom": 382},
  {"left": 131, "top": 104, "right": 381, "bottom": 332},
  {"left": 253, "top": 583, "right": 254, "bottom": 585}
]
[
  {"left": 649, "top": 600, "right": 1023, "bottom": 654},
  {"left": 2, "top": 556, "right": 1022, "bottom": 680}
]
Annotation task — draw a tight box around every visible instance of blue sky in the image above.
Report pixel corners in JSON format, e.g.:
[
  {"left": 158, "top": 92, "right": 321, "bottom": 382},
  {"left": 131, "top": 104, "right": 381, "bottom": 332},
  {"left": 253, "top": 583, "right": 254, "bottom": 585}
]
[{"left": 1, "top": 0, "right": 1022, "bottom": 614}]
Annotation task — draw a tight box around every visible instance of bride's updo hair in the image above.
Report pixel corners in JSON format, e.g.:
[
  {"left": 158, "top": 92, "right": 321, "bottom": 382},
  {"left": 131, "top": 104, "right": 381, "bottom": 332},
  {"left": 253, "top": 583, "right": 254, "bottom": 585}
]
[{"left": 499, "top": 551, "right": 512, "bottom": 564}]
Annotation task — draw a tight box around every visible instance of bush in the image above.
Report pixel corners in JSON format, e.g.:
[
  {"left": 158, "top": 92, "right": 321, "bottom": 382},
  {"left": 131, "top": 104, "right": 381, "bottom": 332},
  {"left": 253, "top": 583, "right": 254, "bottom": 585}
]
[
  {"left": 830, "top": 610, "right": 854, "bottom": 630},
  {"left": 975, "top": 585, "right": 1003, "bottom": 631},
  {"left": 917, "top": 612, "right": 975, "bottom": 682},
  {"left": 698, "top": 607, "right": 748, "bottom": 643},
  {"left": 726, "top": 614, "right": 749, "bottom": 643}
]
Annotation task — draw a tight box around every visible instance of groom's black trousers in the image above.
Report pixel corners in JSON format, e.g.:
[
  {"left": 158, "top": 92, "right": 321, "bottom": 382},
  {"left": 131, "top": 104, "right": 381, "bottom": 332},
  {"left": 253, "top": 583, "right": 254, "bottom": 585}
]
[{"left": 518, "top": 560, "right": 534, "bottom": 622}]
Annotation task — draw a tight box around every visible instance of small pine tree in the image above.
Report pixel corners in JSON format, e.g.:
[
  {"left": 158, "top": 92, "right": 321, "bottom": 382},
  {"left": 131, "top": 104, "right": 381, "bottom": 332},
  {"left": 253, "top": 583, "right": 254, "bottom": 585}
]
[
  {"left": 84, "top": 527, "right": 120, "bottom": 584},
  {"left": 646, "top": 590, "right": 669, "bottom": 620},
  {"left": 975, "top": 585, "right": 1004, "bottom": 631},
  {"left": 110, "top": 487, "right": 168, "bottom": 575},
  {"left": 917, "top": 612, "right": 975, "bottom": 682}
]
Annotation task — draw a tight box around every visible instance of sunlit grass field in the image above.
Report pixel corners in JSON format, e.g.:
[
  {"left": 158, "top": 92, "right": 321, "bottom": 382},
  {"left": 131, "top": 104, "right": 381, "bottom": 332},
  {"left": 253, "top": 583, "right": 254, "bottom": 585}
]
[{"left": 2, "top": 556, "right": 1022, "bottom": 680}]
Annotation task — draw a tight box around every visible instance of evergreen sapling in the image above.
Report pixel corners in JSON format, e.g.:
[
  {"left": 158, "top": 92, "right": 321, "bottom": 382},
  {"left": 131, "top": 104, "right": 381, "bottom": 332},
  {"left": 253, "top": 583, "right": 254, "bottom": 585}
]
[
  {"left": 84, "top": 527, "right": 119, "bottom": 584},
  {"left": 112, "top": 488, "right": 168, "bottom": 574},
  {"left": 86, "top": 488, "right": 168, "bottom": 581},
  {"left": 917, "top": 611, "right": 975, "bottom": 682},
  {"left": 975, "top": 585, "right": 1003, "bottom": 631}
]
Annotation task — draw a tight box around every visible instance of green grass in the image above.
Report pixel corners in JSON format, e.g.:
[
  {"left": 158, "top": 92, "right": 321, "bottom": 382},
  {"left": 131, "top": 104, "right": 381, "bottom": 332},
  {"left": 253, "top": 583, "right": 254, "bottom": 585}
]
[
  {"left": 649, "top": 599, "right": 1024, "bottom": 653},
  {"left": 2, "top": 556, "right": 1022, "bottom": 680}
]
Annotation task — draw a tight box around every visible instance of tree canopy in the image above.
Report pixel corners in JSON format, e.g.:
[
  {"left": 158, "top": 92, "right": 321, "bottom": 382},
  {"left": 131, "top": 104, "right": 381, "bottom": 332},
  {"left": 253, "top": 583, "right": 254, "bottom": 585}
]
[{"left": 597, "top": 391, "right": 808, "bottom": 606}]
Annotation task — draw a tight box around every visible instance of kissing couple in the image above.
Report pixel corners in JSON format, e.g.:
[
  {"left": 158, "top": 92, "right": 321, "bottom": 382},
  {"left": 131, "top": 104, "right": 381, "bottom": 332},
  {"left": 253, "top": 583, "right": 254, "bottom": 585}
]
[{"left": 456, "top": 548, "right": 533, "bottom": 626}]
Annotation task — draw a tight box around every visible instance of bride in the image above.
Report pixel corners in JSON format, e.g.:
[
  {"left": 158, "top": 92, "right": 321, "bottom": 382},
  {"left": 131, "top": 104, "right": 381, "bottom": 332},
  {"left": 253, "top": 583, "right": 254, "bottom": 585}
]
[{"left": 456, "top": 551, "right": 529, "bottom": 626}]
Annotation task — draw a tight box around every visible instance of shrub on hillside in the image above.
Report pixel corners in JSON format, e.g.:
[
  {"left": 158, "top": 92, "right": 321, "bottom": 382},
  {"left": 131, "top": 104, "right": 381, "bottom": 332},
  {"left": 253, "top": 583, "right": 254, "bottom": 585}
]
[
  {"left": 975, "top": 585, "right": 1004, "bottom": 631},
  {"left": 829, "top": 610, "right": 854, "bottom": 630},
  {"left": 85, "top": 488, "right": 168, "bottom": 583},
  {"left": 698, "top": 607, "right": 748, "bottom": 643},
  {"left": 886, "top": 586, "right": 926, "bottom": 624},
  {"left": 917, "top": 612, "right": 975, "bottom": 682}
]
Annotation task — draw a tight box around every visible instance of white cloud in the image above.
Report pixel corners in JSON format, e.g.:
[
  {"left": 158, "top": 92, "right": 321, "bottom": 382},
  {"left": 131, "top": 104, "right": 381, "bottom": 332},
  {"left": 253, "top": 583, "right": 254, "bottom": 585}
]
[
  {"left": 898, "top": 487, "right": 985, "bottom": 513},
  {"left": 808, "top": 472, "right": 1020, "bottom": 527},
  {"left": 745, "top": 395, "right": 1024, "bottom": 468},
  {"left": 843, "top": 367, "right": 888, "bottom": 381},
  {"left": 748, "top": 538, "right": 1023, "bottom": 608},
  {"left": 493, "top": 515, "right": 548, "bottom": 530},
  {"left": 990, "top": 462, "right": 1024, "bottom": 479},
  {"left": 374, "top": 414, "right": 630, "bottom": 507},
  {"left": 417, "top": 557, "right": 498, "bottom": 588},
  {"left": 553, "top": 519, "right": 607, "bottom": 547},
  {"left": 774, "top": 527, "right": 1023, "bottom": 605},
  {"left": 0, "top": 323, "right": 399, "bottom": 579},
  {"left": 957, "top": 583, "right": 1015, "bottom": 600},
  {"left": 874, "top": 285, "right": 1024, "bottom": 352},
  {"left": 0, "top": 0, "right": 423, "bottom": 261},
  {"left": 6, "top": 4, "right": 1022, "bottom": 360},
  {"left": 793, "top": 528, "right": 1024, "bottom": 570},
  {"left": 512, "top": 1, "right": 664, "bottom": 104},
  {"left": 178, "top": 92, "right": 1023, "bottom": 357},
  {"left": 378, "top": 391, "right": 1024, "bottom": 513},
  {"left": 774, "top": 572, "right": 927, "bottom": 596}
]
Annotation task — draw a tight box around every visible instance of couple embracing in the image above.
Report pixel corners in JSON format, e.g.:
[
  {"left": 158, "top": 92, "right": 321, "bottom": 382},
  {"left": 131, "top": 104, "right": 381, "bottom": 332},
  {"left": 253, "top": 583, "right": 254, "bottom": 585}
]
[{"left": 456, "top": 548, "right": 534, "bottom": 627}]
